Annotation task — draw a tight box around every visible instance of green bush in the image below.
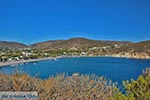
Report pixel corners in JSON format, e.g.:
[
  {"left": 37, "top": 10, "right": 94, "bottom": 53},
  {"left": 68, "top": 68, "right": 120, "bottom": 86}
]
[{"left": 113, "top": 68, "right": 150, "bottom": 100}]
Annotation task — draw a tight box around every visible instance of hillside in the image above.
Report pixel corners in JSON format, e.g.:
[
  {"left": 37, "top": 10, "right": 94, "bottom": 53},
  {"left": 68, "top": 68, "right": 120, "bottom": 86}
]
[
  {"left": 30, "top": 38, "right": 130, "bottom": 50},
  {"left": 30, "top": 38, "right": 150, "bottom": 58},
  {"left": 0, "top": 41, "right": 27, "bottom": 49},
  {"left": 1, "top": 38, "right": 150, "bottom": 56},
  {"left": 113, "top": 40, "right": 150, "bottom": 53},
  {"left": 0, "top": 38, "right": 150, "bottom": 59}
]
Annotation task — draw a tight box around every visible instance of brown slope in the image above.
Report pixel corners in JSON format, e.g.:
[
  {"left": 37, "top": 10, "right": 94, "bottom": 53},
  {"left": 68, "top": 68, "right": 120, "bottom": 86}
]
[
  {"left": 30, "top": 40, "right": 65, "bottom": 50},
  {"left": 30, "top": 38, "right": 130, "bottom": 50},
  {"left": 0, "top": 41, "right": 27, "bottom": 49},
  {"left": 113, "top": 40, "right": 150, "bottom": 53}
]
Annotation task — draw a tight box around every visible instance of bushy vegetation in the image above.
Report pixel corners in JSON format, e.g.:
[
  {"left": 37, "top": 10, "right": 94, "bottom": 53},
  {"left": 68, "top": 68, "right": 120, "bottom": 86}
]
[
  {"left": 0, "top": 68, "right": 150, "bottom": 100},
  {"left": 113, "top": 68, "right": 150, "bottom": 100},
  {"left": 0, "top": 73, "right": 115, "bottom": 100}
]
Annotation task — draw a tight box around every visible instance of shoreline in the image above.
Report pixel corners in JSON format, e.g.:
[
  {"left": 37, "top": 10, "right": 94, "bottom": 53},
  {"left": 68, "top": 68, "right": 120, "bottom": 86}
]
[
  {"left": 0, "top": 55, "right": 150, "bottom": 67},
  {"left": 0, "top": 57, "right": 57, "bottom": 67}
]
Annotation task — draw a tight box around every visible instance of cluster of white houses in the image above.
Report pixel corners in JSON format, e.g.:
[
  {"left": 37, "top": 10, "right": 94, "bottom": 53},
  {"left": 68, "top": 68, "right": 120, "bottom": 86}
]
[
  {"left": 0, "top": 48, "right": 35, "bottom": 62},
  {"left": 1, "top": 45, "right": 150, "bottom": 62}
]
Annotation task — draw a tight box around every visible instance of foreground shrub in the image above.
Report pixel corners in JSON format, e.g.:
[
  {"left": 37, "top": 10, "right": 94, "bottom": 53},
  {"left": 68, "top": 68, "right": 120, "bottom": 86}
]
[
  {"left": 0, "top": 73, "right": 114, "bottom": 100},
  {"left": 122, "top": 68, "right": 150, "bottom": 100},
  {"left": 0, "top": 73, "right": 39, "bottom": 91},
  {"left": 0, "top": 68, "right": 150, "bottom": 100},
  {"left": 113, "top": 68, "right": 150, "bottom": 100}
]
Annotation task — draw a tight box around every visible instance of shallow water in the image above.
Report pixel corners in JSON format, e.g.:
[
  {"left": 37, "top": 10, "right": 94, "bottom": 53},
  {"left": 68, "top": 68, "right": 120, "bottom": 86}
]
[{"left": 1, "top": 57, "right": 150, "bottom": 86}]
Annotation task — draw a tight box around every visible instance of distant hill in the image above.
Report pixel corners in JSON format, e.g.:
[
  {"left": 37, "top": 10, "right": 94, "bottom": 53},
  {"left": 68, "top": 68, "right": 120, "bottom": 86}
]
[
  {"left": 113, "top": 40, "right": 150, "bottom": 53},
  {"left": 1, "top": 38, "right": 150, "bottom": 55},
  {"left": 30, "top": 38, "right": 130, "bottom": 50},
  {"left": 0, "top": 41, "right": 27, "bottom": 49}
]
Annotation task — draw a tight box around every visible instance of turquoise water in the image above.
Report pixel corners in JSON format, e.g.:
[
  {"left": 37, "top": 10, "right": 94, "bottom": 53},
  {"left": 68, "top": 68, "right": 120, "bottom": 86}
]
[{"left": 1, "top": 57, "right": 150, "bottom": 86}]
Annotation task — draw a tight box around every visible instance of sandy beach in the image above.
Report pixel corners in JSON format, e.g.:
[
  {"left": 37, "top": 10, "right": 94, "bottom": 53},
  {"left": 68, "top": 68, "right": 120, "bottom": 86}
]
[
  {"left": 0, "top": 57, "right": 57, "bottom": 67},
  {"left": 0, "top": 55, "right": 150, "bottom": 67}
]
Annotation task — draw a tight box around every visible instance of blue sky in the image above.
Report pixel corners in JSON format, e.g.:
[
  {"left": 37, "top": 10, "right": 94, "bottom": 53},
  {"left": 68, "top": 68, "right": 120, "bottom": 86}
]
[{"left": 0, "top": 0, "right": 150, "bottom": 44}]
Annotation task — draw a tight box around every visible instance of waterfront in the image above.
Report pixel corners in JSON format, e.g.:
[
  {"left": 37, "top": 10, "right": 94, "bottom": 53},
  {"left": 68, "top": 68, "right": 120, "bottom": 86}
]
[{"left": 0, "top": 57, "right": 150, "bottom": 86}]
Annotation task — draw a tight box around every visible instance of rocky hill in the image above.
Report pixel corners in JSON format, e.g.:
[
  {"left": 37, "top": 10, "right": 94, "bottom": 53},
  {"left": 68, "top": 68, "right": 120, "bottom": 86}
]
[
  {"left": 0, "top": 41, "right": 27, "bottom": 49},
  {"left": 30, "top": 38, "right": 150, "bottom": 59},
  {"left": 1, "top": 38, "right": 150, "bottom": 59},
  {"left": 113, "top": 40, "right": 150, "bottom": 53},
  {"left": 30, "top": 38, "right": 130, "bottom": 50},
  {"left": 1, "top": 38, "right": 150, "bottom": 57}
]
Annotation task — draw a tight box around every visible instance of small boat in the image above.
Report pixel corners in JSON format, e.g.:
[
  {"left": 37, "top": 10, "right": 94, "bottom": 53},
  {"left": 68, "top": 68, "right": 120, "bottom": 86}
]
[
  {"left": 53, "top": 58, "right": 59, "bottom": 61},
  {"left": 20, "top": 63, "right": 24, "bottom": 65},
  {"left": 72, "top": 73, "right": 79, "bottom": 76},
  {"left": 11, "top": 64, "right": 17, "bottom": 67}
]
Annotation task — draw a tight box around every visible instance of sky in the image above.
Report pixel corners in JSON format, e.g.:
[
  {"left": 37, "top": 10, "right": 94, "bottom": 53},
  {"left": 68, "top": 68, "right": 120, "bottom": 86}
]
[{"left": 0, "top": 0, "right": 150, "bottom": 44}]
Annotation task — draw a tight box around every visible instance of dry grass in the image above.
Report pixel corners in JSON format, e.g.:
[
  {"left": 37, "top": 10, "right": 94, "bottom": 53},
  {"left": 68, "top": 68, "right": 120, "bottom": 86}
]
[{"left": 0, "top": 73, "right": 115, "bottom": 100}]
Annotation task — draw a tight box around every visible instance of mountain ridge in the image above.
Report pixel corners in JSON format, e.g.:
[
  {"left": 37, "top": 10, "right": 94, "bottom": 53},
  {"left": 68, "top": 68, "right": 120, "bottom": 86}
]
[
  {"left": 0, "top": 41, "right": 27, "bottom": 49},
  {"left": 0, "top": 38, "right": 150, "bottom": 53},
  {"left": 30, "top": 38, "right": 131, "bottom": 50}
]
